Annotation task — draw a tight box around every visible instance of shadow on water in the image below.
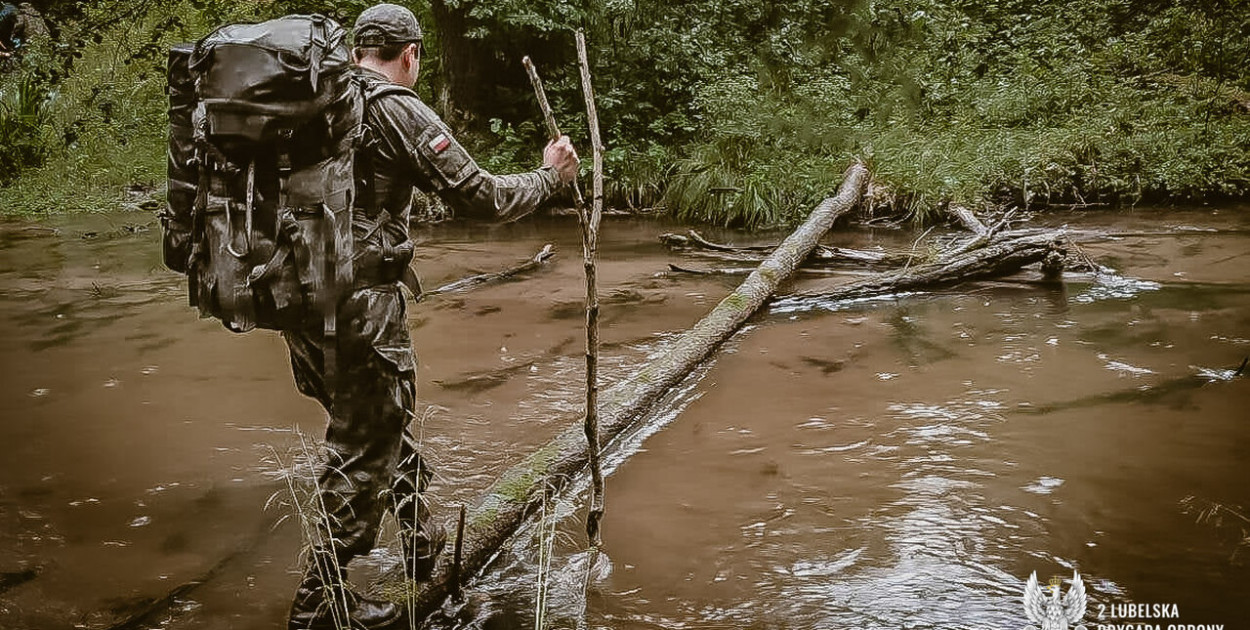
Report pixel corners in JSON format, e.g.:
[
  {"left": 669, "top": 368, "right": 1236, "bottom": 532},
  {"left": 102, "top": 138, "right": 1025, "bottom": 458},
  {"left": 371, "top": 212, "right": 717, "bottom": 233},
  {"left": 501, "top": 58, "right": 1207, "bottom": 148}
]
[
  {"left": 1022, "top": 358, "right": 1247, "bottom": 416},
  {"left": 884, "top": 305, "right": 959, "bottom": 365},
  {"left": 0, "top": 567, "right": 39, "bottom": 596}
]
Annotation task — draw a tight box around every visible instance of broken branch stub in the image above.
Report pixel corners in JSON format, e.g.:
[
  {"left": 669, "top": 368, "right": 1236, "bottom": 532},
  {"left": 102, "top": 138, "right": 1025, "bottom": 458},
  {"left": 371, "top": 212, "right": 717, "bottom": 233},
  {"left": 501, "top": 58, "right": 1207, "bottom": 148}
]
[
  {"left": 791, "top": 231, "right": 1066, "bottom": 302},
  {"left": 947, "top": 204, "right": 989, "bottom": 236}
]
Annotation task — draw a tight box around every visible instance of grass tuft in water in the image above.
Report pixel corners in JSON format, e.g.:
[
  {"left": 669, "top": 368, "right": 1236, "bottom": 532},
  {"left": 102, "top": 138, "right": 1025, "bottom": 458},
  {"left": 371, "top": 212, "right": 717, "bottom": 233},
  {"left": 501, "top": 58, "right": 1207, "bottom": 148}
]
[
  {"left": 265, "top": 431, "right": 356, "bottom": 630},
  {"left": 1180, "top": 496, "right": 1250, "bottom": 565}
]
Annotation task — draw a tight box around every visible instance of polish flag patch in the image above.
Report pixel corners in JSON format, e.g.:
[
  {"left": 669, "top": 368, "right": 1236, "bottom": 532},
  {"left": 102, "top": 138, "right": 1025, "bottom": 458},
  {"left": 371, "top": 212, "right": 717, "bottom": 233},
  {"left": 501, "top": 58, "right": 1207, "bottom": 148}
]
[{"left": 427, "top": 133, "right": 451, "bottom": 154}]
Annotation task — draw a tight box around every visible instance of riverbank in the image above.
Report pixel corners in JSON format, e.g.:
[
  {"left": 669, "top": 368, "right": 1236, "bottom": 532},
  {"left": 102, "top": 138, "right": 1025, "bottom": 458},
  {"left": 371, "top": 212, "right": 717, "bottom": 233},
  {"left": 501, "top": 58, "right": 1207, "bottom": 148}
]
[{"left": 0, "top": 0, "right": 1247, "bottom": 225}]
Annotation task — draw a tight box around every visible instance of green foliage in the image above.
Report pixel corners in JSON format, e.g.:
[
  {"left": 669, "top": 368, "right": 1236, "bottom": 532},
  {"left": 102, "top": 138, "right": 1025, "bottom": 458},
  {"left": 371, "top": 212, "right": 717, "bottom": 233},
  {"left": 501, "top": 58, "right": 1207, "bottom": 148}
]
[
  {"left": 0, "top": 0, "right": 315, "bottom": 213},
  {"left": 2, "top": 0, "right": 1248, "bottom": 223},
  {"left": 477, "top": 117, "right": 544, "bottom": 176},
  {"left": 632, "top": 0, "right": 1250, "bottom": 224}
]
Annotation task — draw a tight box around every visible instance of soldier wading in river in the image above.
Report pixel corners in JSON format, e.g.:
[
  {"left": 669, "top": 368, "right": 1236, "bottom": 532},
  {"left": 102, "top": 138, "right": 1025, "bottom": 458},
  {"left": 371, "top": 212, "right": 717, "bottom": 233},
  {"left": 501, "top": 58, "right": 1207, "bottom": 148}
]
[{"left": 284, "top": 4, "right": 579, "bottom": 629}]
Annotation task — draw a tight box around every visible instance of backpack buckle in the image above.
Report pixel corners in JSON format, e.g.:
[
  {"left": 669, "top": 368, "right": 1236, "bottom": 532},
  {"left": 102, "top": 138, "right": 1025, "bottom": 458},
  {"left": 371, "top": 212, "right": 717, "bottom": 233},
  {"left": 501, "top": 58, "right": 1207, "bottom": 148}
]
[{"left": 225, "top": 160, "right": 256, "bottom": 258}]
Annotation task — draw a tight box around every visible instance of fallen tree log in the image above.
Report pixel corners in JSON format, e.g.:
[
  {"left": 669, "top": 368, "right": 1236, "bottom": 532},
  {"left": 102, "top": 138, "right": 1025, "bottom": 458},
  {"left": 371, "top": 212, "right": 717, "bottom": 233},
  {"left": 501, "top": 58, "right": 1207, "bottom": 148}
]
[
  {"left": 785, "top": 231, "right": 1066, "bottom": 303},
  {"left": 392, "top": 163, "right": 870, "bottom": 619},
  {"left": 424, "top": 244, "right": 556, "bottom": 297}
]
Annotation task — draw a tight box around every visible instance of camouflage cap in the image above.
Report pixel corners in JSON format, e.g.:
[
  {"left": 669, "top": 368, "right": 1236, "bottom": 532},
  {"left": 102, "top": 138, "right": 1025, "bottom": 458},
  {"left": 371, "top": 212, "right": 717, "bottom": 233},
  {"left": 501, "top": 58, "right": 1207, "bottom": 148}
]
[{"left": 353, "top": 3, "right": 422, "bottom": 47}]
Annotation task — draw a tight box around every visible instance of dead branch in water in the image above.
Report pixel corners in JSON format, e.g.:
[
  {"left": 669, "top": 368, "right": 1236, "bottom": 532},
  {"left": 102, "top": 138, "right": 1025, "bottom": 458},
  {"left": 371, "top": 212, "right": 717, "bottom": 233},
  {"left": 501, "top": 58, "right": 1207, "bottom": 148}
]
[
  {"left": 666, "top": 263, "right": 849, "bottom": 277},
  {"left": 666, "top": 263, "right": 753, "bottom": 276},
  {"left": 425, "top": 244, "right": 556, "bottom": 296},
  {"left": 390, "top": 163, "right": 870, "bottom": 621},
  {"left": 660, "top": 229, "right": 773, "bottom": 253}
]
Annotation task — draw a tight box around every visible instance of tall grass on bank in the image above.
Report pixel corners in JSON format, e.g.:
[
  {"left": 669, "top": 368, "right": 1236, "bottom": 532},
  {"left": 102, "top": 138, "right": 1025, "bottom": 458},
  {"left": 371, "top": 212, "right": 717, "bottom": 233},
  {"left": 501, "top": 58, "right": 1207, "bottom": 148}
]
[
  {"left": 662, "top": 65, "right": 1250, "bottom": 228},
  {"left": 268, "top": 415, "right": 440, "bottom": 630}
]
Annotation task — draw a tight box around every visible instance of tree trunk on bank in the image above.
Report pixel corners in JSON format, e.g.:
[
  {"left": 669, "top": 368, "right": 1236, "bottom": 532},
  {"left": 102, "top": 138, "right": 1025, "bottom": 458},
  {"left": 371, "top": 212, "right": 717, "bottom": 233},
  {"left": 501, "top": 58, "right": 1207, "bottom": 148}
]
[
  {"left": 394, "top": 163, "right": 870, "bottom": 618},
  {"left": 427, "top": 0, "right": 484, "bottom": 124}
]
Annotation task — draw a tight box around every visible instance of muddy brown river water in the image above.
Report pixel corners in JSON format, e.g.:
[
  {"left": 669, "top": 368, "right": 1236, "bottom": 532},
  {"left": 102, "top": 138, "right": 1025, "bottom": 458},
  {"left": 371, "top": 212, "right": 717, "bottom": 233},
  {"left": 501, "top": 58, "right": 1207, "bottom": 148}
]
[{"left": 0, "top": 207, "right": 1247, "bottom": 629}]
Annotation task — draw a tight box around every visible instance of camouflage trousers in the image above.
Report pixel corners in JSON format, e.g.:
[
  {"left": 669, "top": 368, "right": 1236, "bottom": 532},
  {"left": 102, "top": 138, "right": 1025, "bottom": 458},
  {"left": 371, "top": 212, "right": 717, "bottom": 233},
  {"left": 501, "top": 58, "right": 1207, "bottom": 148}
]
[{"left": 283, "top": 283, "right": 436, "bottom": 564}]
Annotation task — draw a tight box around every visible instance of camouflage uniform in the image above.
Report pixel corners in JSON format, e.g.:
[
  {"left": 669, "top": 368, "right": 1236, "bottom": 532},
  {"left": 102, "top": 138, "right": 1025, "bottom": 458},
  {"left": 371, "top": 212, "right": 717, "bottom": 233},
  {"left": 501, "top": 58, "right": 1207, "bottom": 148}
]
[{"left": 284, "top": 65, "right": 561, "bottom": 569}]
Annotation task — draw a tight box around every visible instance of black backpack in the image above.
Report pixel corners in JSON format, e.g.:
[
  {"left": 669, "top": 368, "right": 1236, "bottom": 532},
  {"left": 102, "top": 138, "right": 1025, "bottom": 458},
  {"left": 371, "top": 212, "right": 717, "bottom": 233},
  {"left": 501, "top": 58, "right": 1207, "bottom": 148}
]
[{"left": 162, "top": 14, "right": 359, "bottom": 339}]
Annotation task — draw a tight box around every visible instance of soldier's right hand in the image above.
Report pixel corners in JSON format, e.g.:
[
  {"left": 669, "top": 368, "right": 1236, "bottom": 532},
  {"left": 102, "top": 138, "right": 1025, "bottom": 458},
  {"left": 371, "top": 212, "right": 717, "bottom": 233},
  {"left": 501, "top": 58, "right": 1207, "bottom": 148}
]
[{"left": 542, "top": 135, "right": 580, "bottom": 185}]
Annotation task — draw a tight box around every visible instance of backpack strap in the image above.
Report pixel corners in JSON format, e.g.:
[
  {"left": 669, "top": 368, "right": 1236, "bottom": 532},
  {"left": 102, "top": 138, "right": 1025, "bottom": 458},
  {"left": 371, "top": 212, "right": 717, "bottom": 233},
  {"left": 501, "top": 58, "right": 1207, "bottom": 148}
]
[
  {"left": 355, "top": 76, "right": 425, "bottom": 301},
  {"left": 187, "top": 141, "right": 210, "bottom": 309},
  {"left": 354, "top": 77, "right": 417, "bottom": 215},
  {"left": 321, "top": 200, "right": 338, "bottom": 397}
]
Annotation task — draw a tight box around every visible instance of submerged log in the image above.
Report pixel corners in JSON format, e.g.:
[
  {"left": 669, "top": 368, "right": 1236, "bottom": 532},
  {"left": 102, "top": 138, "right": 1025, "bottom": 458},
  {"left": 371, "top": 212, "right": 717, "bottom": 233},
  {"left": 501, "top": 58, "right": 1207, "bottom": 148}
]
[
  {"left": 394, "top": 163, "right": 870, "bottom": 618},
  {"left": 1021, "top": 357, "right": 1247, "bottom": 416},
  {"left": 0, "top": 567, "right": 39, "bottom": 596}
]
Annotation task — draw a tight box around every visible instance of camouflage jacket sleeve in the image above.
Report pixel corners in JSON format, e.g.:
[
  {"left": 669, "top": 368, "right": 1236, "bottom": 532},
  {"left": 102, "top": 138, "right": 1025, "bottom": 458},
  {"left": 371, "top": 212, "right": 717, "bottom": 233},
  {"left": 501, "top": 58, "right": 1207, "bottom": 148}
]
[{"left": 368, "top": 92, "right": 561, "bottom": 222}]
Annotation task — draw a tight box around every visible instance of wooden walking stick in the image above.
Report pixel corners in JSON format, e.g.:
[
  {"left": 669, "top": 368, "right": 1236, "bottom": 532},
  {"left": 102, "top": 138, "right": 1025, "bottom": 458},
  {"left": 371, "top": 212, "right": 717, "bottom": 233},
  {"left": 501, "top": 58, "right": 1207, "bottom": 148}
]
[
  {"left": 521, "top": 48, "right": 605, "bottom": 547},
  {"left": 521, "top": 55, "right": 586, "bottom": 212},
  {"left": 574, "top": 30, "right": 605, "bottom": 547}
]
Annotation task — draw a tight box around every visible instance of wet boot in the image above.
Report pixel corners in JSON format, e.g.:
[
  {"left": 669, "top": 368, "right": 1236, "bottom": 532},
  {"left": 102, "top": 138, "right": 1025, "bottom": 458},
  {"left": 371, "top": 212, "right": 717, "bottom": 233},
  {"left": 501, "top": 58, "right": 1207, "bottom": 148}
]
[
  {"left": 288, "top": 550, "right": 404, "bottom": 630},
  {"left": 400, "top": 518, "right": 447, "bottom": 582}
]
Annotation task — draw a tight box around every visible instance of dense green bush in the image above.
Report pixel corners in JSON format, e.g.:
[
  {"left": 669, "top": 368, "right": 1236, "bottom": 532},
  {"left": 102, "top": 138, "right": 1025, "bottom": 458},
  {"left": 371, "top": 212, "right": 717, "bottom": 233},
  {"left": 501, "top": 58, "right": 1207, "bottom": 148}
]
[{"left": 0, "top": 1, "right": 257, "bottom": 213}]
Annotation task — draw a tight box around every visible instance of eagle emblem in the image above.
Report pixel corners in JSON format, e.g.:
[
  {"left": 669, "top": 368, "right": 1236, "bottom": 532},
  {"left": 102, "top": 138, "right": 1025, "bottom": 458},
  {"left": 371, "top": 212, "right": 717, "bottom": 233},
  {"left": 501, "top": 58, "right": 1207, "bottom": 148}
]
[{"left": 1023, "top": 570, "right": 1087, "bottom": 630}]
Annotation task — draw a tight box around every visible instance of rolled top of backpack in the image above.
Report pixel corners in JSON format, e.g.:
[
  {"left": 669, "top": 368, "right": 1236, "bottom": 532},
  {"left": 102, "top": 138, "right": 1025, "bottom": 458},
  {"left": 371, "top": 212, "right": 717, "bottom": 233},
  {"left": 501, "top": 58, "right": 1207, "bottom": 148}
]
[{"left": 190, "top": 14, "right": 355, "bottom": 148}]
